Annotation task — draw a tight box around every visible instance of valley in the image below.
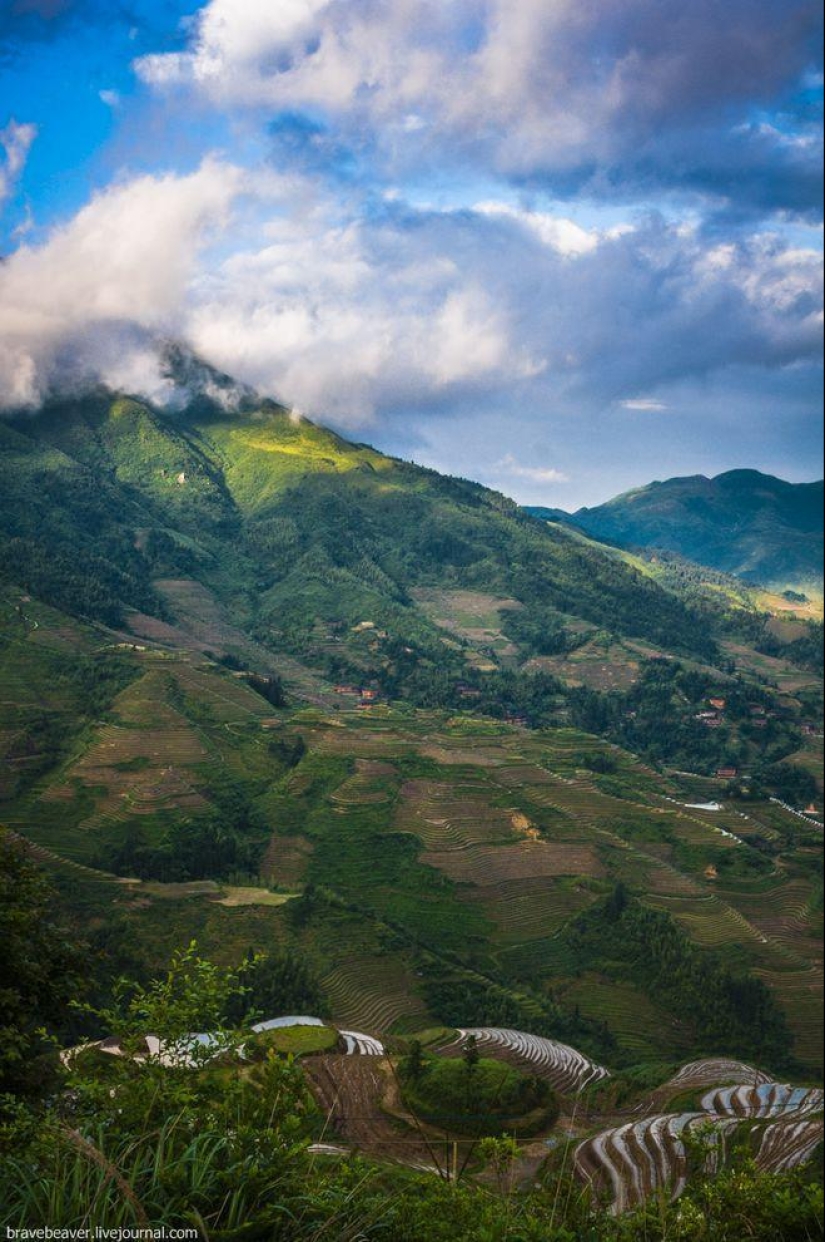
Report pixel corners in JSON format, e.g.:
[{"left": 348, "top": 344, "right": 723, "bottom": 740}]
[{"left": 0, "top": 387, "right": 822, "bottom": 1229}]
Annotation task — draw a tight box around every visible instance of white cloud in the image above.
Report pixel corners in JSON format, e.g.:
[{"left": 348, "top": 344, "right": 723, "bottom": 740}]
[
  {"left": 134, "top": 0, "right": 822, "bottom": 212},
  {"left": 474, "top": 202, "right": 601, "bottom": 256},
  {"left": 0, "top": 119, "right": 37, "bottom": 206},
  {"left": 620, "top": 398, "right": 668, "bottom": 411},
  {"left": 495, "top": 454, "right": 569, "bottom": 483},
  {"left": 0, "top": 160, "right": 819, "bottom": 432},
  {"left": 0, "top": 159, "right": 241, "bottom": 407},
  {"left": 186, "top": 215, "right": 542, "bottom": 422}
]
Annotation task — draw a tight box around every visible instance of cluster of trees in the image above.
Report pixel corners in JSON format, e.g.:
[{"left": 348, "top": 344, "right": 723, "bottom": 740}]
[
  {"left": 246, "top": 672, "right": 287, "bottom": 708},
  {"left": 399, "top": 1040, "right": 558, "bottom": 1137},
  {"left": 110, "top": 816, "right": 264, "bottom": 883},
  {"left": 0, "top": 912, "right": 820, "bottom": 1239},
  {"left": 567, "top": 660, "right": 804, "bottom": 787},
  {"left": 783, "top": 622, "right": 824, "bottom": 674},
  {"left": 756, "top": 761, "right": 819, "bottom": 808},
  {"left": 225, "top": 949, "right": 331, "bottom": 1024},
  {"left": 0, "top": 536, "right": 157, "bottom": 627},
  {"left": 101, "top": 777, "right": 270, "bottom": 882},
  {"left": 569, "top": 886, "right": 794, "bottom": 1069},
  {"left": 0, "top": 829, "right": 85, "bottom": 1096}
]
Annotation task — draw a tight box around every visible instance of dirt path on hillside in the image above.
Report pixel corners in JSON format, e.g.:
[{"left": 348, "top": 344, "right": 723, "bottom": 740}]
[{"left": 303, "top": 1055, "right": 444, "bottom": 1173}]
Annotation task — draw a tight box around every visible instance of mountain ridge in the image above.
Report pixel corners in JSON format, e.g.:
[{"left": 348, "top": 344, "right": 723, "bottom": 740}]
[
  {"left": 528, "top": 468, "right": 824, "bottom": 596},
  {"left": 0, "top": 378, "right": 821, "bottom": 1113}
]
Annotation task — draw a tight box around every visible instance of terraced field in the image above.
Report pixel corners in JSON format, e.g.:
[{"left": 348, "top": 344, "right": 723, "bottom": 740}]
[
  {"left": 559, "top": 975, "right": 692, "bottom": 1062},
  {"left": 647, "top": 1058, "right": 771, "bottom": 1110},
  {"left": 755, "top": 1117, "right": 824, "bottom": 1172},
  {"left": 720, "top": 878, "right": 822, "bottom": 947},
  {"left": 171, "top": 663, "right": 275, "bottom": 721},
  {"left": 303, "top": 1055, "right": 440, "bottom": 1171},
  {"left": 750, "top": 964, "right": 823, "bottom": 1069},
  {"left": 329, "top": 759, "right": 398, "bottom": 808},
  {"left": 135, "top": 579, "right": 339, "bottom": 708},
  {"left": 53, "top": 998, "right": 823, "bottom": 1210},
  {"left": 439, "top": 1028, "right": 609, "bottom": 1095},
  {"left": 574, "top": 1112, "right": 735, "bottom": 1214},
  {"left": 463, "top": 876, "right": 595, "bottom": 942},
  {"left": 394, "top": 779, "right": 516, "bottom": 849},
  {"left": 36, "top": 668, "right": 211, "bottom": 842},
  {"left": 574, "top": 1054, "right": 824, "bottom": 1214},
  {"left": 524, "top": 635, "right": 648, "bottom": 692},
  {"left": 409, "top": 588, "right": 522, "bottom": 662},
  {"left": 421, "top": 840, "right": 604, "bottom": 886},
  {"left": 701, "top": 1082, "right": 824, "bottom": 1118},
  {"left": 322, "top": 955, "right": 431, "bottom": 1035},
  {"left": 643, "top": 894, "right": 767, "bottom": 948},
  {"left": 2, "top": 592, "right": 821, "bottom": 1087}
]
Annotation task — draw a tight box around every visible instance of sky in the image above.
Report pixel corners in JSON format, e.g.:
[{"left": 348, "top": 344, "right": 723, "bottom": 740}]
[{"left": 0, "top": 0, "right": 822, "bottom": 508}]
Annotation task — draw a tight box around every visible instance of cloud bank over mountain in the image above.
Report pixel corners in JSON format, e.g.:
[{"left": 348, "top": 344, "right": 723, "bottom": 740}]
[
  {"left": 0, "top": 0, "right": 821, "bottom": 505},
  {"left": 1, "top": 161, "right": 820, "bottom": 424}
]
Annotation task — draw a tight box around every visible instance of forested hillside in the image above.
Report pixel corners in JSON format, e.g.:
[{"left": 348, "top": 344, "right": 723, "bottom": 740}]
[
  {"left": 534, "top": 470, "right": 824, "bottom": 596},
  {"left": 0, "top": 384, "right": 821, "bottom": 1236}
]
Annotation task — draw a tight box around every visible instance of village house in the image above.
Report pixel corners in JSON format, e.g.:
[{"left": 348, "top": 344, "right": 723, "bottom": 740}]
[{"left": 456, "top": 683, "right": 482, "bottom": 699}]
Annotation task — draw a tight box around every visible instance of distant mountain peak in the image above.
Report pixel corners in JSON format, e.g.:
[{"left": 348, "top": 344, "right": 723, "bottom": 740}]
[
  {"left": 551, "top": 470, "right": 823, "bottom": 594},
  {"left": 157, "top": 341, "right": 263, "bottom": 414}
]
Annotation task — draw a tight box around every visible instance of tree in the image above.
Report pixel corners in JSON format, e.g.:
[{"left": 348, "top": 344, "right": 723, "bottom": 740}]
[
  {"left": 462, "top": 1034, "right": 480, "bottom": 1074},
  {"left": 605, "top": 881, "right": 628, "bottom": 921},
  {"left": 0, "top": 829, "right": 85, "bottom": 1097},
  {"left": 405, "top": 1039, "right": 424, "bottom": 1082},
  {"left": 479, "top": 1135, "right": 519, "bottom": 1195},
  {"left": 2, "top": 944, "right": 313, "bottom": 1231}
]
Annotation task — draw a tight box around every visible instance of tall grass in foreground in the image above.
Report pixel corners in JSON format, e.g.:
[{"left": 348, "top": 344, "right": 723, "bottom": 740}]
[{"left": 2, "top": 943, "right": 822, "bottom": 1242}]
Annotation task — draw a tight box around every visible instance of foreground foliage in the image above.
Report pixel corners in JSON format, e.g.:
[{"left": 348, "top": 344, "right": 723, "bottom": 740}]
[{"left": 1, "top": 946, "right": 821, "bottom": 1241}]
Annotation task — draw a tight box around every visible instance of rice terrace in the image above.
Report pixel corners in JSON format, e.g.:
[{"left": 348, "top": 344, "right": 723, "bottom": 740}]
[{"left": 1, "top": 540, "right": 822, "bottom": 1234}]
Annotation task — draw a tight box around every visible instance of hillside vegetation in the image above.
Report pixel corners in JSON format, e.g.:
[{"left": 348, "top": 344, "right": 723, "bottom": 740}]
[
  {"left": 0, "top": 382, "right": 822, "bottom": 1234},
  {"left": 533, "top": 469, "right": 824, "bottom": 597}
]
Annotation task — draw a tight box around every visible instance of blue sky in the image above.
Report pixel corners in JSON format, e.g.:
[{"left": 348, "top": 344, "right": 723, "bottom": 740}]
[{"left": 0, "top": 0, "right": 822, "bottom": 507}]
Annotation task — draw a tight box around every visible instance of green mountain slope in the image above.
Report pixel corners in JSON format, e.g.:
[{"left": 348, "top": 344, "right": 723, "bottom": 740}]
[
  {"left": 0, "top": 380, "right": 821, "bottom": 1087},
  {"left": 0, "top": 388, "right": 722, "bottom": 670},
  {"left": 532, "top": 470, "right": 823, "bottom": 595}
]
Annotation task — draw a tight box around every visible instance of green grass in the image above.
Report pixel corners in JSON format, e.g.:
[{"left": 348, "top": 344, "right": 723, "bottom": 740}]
[
  {"left": 247, "top": 1025, "right": 338, "bottom": 1057},
  {"left": 400, "top": 1055, "right": 557, "bottom": 1137}
]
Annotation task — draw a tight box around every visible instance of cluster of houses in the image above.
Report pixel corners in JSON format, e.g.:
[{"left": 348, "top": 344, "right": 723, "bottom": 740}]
[
  {"left": 695, "top": 697, "right": 781, "bottom": 732},
  {"left": 334, "top": 684, "right": 381, "bottom": 708},
  {"left": 695, "top": 696, "right": 727, "bottom": 729}
]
